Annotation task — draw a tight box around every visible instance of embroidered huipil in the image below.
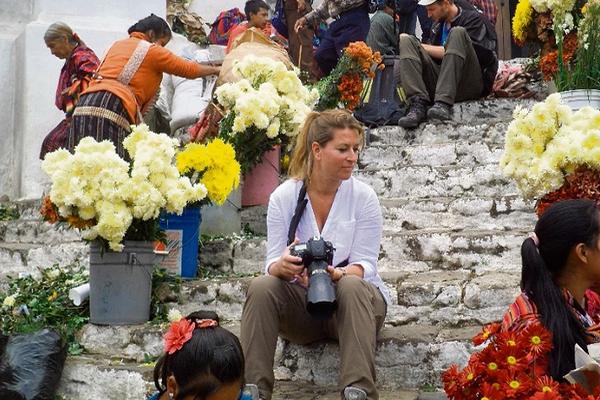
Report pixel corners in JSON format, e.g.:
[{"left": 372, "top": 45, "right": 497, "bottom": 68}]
[
  {"left": 55, "top": 45, "right": 100, "bottom": 116},
  {"left": 265, "top": 177, "right": 391, "bottom": 304}
]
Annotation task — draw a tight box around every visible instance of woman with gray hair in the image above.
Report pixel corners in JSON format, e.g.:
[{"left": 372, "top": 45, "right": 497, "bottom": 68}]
[{"left": 40, "top": 22, "right": 99, "bottom": 159}]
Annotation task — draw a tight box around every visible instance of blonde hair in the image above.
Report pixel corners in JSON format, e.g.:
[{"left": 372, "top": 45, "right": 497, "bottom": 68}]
[
  {"left": 44, "top": 22, "right": 80, "bottom": 45},
  {"left": 288, "top": 109, "right": 364, "bottom": 182}
]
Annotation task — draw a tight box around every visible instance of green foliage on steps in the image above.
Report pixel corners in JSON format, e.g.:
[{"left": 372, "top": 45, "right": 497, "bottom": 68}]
[
  {"left": 0, "top": 265, "right": 89, "bottom": 355},
  {"left": 0, "top": 265, "right": 184, "bottom": 353},
  {"left": 0, "top": 204, "right": 19, "bottom": 221}
]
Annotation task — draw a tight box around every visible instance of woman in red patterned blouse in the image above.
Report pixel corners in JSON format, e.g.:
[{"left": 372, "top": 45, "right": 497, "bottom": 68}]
[
  {"left": 501, "top": 199, "right": 600, "bottom": 380},
  {"left": 40, "top": 22, "right": 100, "bottom": 159}
]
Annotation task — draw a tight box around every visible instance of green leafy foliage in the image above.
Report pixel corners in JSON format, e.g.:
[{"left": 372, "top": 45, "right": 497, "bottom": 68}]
[
  {"left": 218, "top": 112, "right": 285, "bottom": 175},
  {"left": 0, "top": 204, "right": 19, "bottom": 221},
  {"left": 555, "top": 2, "right": 600, "bottom": 91},
  {"left": 0, "top": 265, "right": 89, "bottom": 354},
  {"left": 150, "top": 268, "right": 182, "bottom": 323}
]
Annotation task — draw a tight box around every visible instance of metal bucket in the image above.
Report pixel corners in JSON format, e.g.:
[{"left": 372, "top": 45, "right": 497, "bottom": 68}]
[{"left": 89, "top": 241, "right": 157, "bottom": 325}]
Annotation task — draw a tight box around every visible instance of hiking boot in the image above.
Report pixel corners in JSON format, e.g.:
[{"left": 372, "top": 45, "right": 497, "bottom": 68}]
[
  {"left": 398, "top": 98, "right": 428, "bottom": 129},
  {"left": 427, "top": 101, "right": 453, "bottom": 121},
  {"left": 343, "top": 386, "right": 367, "bottom": 400}
]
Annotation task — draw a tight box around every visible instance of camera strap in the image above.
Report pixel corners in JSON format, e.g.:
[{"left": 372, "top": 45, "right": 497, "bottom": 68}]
[
  {"left": 285, "top": 181, "right": 349, "bottom": 269},
  {"left": 287, "top": 181, "right": 308, "bottom": 246}
]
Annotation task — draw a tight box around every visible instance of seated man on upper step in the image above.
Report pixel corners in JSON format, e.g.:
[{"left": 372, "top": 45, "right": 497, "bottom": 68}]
[{"left": 396, "top": 0, "right": 498, "bottom": 129}]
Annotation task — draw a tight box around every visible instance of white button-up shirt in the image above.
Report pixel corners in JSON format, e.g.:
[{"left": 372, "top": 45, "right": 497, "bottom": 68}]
[{"left": 265, "top": 177, "right": 391, "bottom": 304}]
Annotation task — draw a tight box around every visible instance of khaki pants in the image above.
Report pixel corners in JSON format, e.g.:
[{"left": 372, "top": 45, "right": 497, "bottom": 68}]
[
  {"left": 241, "top": 275, "right": 387, "bottom": 400},
  {"left": 397, "top": 27, "right": 484, "bottom": 105},
  {"left": 284, "top": 0, "right": 314, "bottom": 76}
]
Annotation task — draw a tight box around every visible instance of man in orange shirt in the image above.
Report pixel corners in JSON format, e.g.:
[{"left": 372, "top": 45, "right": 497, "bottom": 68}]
[{"left": 226, "top": 0, "right": 271, "bottom": 53}]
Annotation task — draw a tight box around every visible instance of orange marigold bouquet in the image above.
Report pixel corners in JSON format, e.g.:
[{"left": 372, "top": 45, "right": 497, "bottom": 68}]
[
  {"left": 443, "top": 321, "right": 595, "bottom": 399},
  {"left": 315, "top": 41, "right": 383, "bottom": 111}
]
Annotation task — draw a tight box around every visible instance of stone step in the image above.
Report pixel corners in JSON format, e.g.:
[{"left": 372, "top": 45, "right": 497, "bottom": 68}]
[
  {"left": 366, "top": 98, "right": 539, "bottom": 147},
  {"left": 0, "top": 192, "right": 534, "bottom": 244},
  {"left": 380, "top": 196, "right": 535, "bottom": 233},
  {"left": 0, "top": 224, "right": 529, "bottom": 289},
  {"left": 59, "top": 355, "right": 447, "bottom": 399},
  {"left": 74, "top": 316, "right": 479, "bottom": 393},
  {"left": 360, "top": 141, "right": 504, "bottom": 171},
  {"left": 355, "top": 163, "right": 519, "bottom": 199}
]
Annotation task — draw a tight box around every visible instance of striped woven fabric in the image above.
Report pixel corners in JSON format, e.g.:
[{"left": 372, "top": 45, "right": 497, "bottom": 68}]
[
  {"left": 501, "top": 289, "right": 600, "bottom": 342},
  {"left": 68, "top": 90, "right": 132, "bottom": 158}
]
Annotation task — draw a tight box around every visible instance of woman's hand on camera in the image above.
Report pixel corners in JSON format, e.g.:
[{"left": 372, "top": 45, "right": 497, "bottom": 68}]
[
  {"left": 269, "top": 241, "right": 304, "bottom": 281},
  {"left": 327, "top": 266, "right": 345, "bottom": 282}
]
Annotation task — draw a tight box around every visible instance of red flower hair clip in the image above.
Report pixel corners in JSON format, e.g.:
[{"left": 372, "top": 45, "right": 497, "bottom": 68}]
[
  {"left": 163, "top": 318, "right": 219, "bottom": 354},
  {"left": 164, "top": 318, "right": 195, "bottom": 355}
]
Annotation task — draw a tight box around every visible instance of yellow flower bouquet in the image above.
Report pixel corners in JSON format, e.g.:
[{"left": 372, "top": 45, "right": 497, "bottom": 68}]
[
  {"left": 175, "top": 138, "right": 241, "bottom": 206},
  {"left": 41, "top": 124, "right": 208, "bottom": 251},
  {"left": 500, "top": 93, "right": 600, "bottom": 215}
]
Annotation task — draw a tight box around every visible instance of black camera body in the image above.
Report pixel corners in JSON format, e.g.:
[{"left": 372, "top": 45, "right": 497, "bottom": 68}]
[{"left": 290, "top": 236, "right": 337, "bottom": 319}]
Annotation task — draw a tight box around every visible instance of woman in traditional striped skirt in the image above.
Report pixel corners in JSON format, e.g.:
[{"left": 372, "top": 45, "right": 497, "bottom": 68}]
[{"left": 68, "top": 14, "right": 220, "bottom": 157}]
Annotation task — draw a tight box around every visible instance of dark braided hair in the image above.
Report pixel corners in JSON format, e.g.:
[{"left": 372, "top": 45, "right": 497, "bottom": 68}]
[{"left": 153, "top": 311, "right": 244, "bottom": 400}]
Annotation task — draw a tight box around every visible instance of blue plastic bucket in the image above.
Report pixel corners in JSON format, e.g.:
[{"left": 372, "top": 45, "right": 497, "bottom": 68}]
[{"left": 158, "top": 206, "right": 202, "bottom": 278}]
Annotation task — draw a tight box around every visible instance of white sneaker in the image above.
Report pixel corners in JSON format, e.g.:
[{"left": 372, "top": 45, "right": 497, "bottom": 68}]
[{"left": 343, "top": 386, "right": 367, "bottom": 400}]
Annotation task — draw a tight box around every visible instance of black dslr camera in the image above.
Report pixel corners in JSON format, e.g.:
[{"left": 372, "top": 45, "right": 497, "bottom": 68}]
[{"left": 290, "top": 236, "right": 336, "bottom": 319}]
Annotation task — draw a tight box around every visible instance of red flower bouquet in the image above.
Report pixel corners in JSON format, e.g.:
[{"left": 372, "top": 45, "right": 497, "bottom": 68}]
[{"left": 443, "top": 321, "right": 596, "bottom": 399}]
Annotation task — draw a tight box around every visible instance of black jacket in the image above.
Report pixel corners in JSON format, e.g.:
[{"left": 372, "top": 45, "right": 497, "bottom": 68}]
[{"left": 426, "top": 4, "right": 498, "bottom": 95}]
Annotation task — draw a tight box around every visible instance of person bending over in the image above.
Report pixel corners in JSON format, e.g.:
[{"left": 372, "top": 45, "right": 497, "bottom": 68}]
[
  {"left": 294, "top": 0, "right": 370, "bottom": 77},
  {"left": 68, "top": 14, "right": 219, "bottom": 157},
  {"left": 40, "top": 22, "right": 99, "bottom": 159}
]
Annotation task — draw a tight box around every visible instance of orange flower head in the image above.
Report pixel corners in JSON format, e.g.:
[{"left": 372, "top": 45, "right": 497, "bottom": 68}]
[
  {"left": 499, "top": 370, "right": 532, "bottom": 398},
  {"left": 164, "top": 318, "right": 195, "bottom": 355},
  {"left": 442, "top": 364, "right": 462, "bottom": 398},
  {"left": 473, "top": 322, "right": 502, "bottom": 345},
  {"left": 40, "top": 196, "right": 60, "bottom": 224},
  {"left": 535, "top": 376, "right": 560, "bottom": 394},
  {"left": 480, "top": 382, "right": 506, "bottom": 400},
  {"left": 522, "top": 321, "right": 553, "bottom": 357},
  {"left": 67, "top": 215, "right": 95, "bottom": 229}
]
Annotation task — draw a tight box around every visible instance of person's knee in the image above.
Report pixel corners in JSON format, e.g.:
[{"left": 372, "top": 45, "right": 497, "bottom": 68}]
[
  {"left": 247, "top": 275, "right": 282, "bottom": 299},
  {"left": 447, "top": 26, "right": 469, "bottom": 43},
  {"left": 399, "top": 33, "right": 420, "bottom": 50},
  {"left": 336, "top": 275, "right": 369, "bottom": 300}
]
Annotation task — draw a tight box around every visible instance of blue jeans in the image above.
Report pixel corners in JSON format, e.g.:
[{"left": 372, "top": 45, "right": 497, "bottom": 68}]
[{"left": 314, "top": 5, "right": 370, "bottom": 76}]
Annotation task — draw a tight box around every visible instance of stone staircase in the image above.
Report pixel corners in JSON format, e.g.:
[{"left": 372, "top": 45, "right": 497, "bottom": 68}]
[{"left": 0, "top": 98, "right": 541, "bottom": 399}]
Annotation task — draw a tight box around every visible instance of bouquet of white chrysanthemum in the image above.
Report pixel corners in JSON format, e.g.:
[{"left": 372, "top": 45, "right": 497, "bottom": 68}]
[
  {"left": 41, "top": 125, "right": 207, "bottom": 251},
  {"left": 500, "top": 93, "right": 600, "bottom": 213},
  {"left": 214, "top": 55, "right": 319, "bottom": 173}
]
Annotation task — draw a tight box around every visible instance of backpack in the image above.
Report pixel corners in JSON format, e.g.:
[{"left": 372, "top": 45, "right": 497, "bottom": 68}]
[
  {"left": 353, "top": 55, "right": 407, "bottom": 128},
  {"left": 208, "top": 8, "right": 246, "bottom": 45},
  {"left": 368, "top": 0, "right": 418, "bottom": 15}
]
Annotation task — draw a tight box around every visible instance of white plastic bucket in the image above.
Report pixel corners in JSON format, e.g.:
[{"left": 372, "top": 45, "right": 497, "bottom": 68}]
[{"left": 560, "top": 89, "right": 600, "bottom": 111}]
